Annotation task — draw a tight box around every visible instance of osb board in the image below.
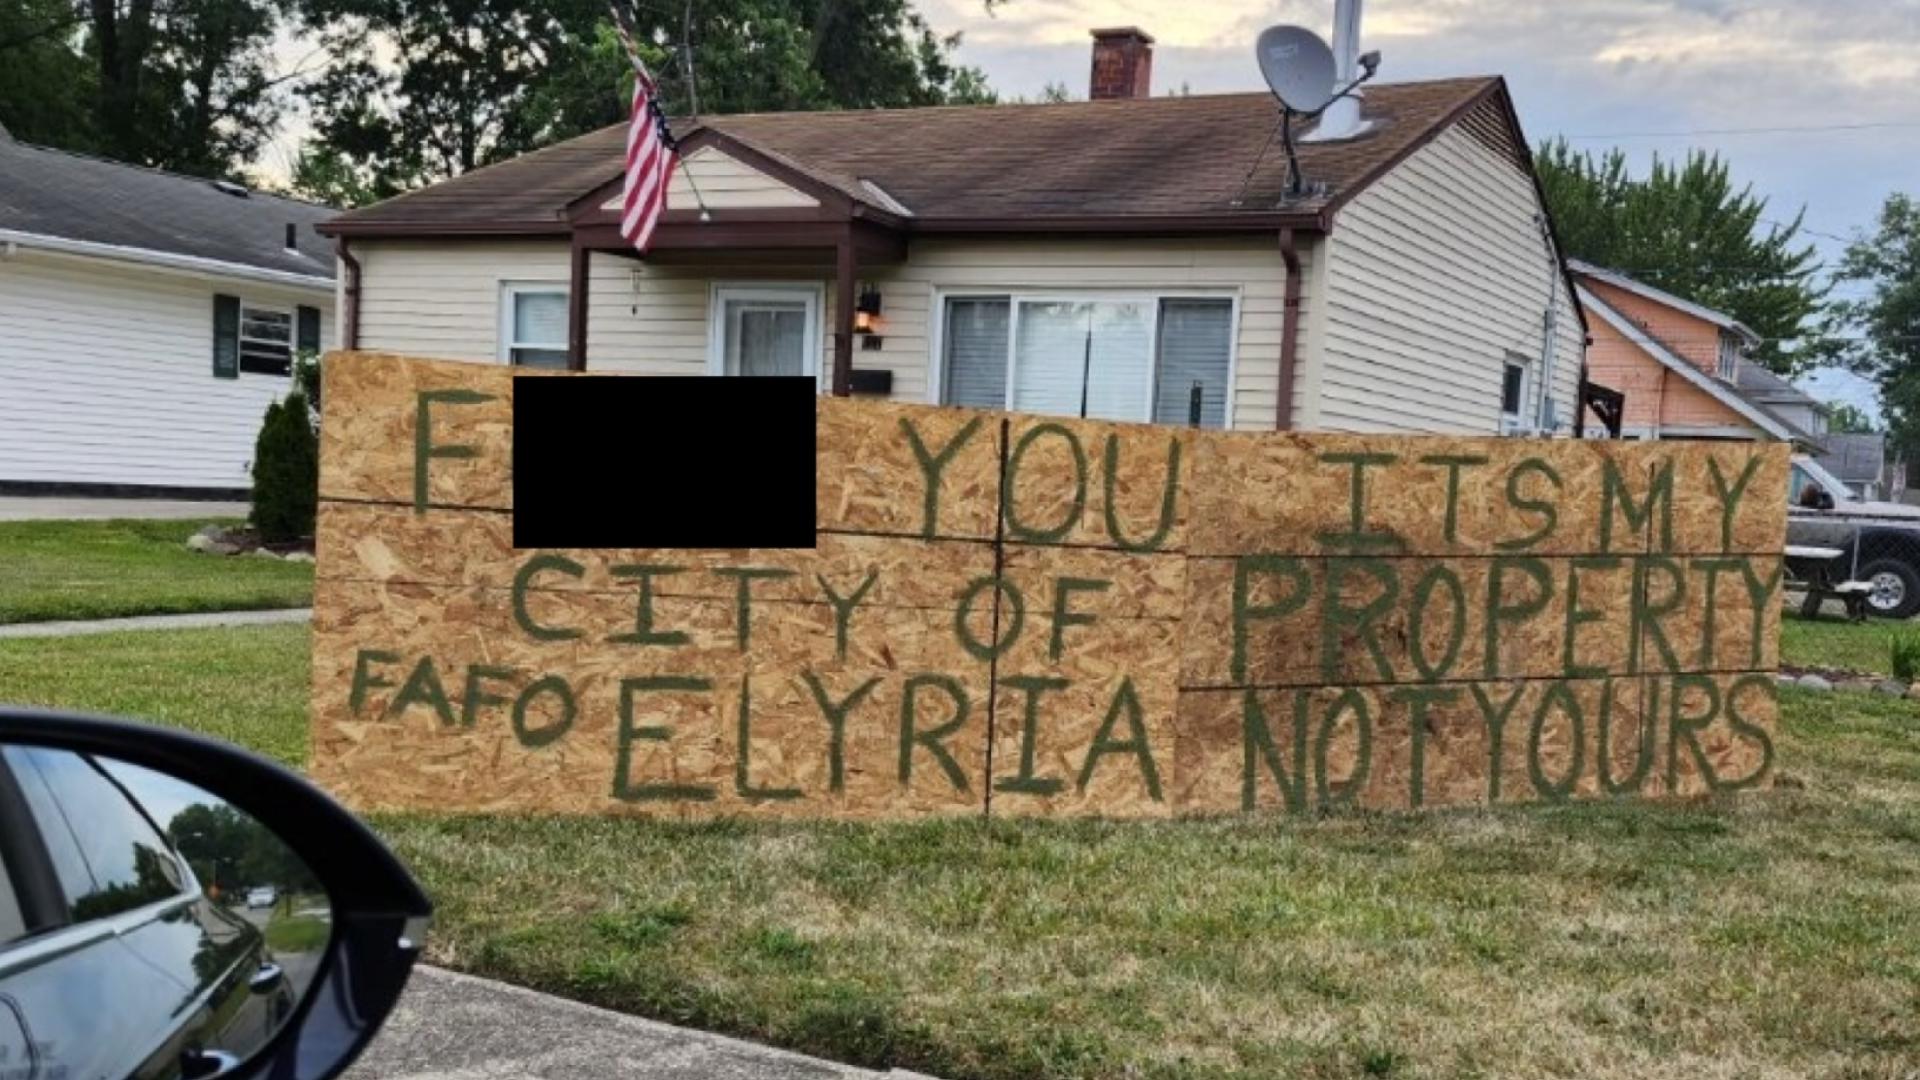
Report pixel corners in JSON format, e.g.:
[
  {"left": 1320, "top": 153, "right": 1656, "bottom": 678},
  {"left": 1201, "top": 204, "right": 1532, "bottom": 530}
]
[
  {"left": 312, "top": 351, "right": 1785, "bottom": 819},
  {"left": 311, "top": 576, "right": 993, "bottom": 817},
  {"left": 319, "top": 351, "right": 1004, "bottom": 539},
  {"left": 1170, "top": 673, "right": 1775, "bottom": 814},
  {"left": 1185, "top": 431, "right": 1787, "bottom": 557},
  {"left": 1179, "top": 553, "right": 1782, "bottom": 688}
]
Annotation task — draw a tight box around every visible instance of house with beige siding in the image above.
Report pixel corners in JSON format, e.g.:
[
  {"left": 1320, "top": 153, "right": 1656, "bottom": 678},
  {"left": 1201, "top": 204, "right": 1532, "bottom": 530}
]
[{"left": 319, "top": 30, "right": 1584, "bottom": 438}]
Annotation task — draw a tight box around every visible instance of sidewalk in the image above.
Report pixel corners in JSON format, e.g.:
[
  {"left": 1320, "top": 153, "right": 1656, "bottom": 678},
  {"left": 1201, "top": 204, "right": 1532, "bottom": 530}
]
[
  {"left": 346, "top": 966, "right": 938, "bottom": 1080},
  {"left": 0, "top": 608, "right": 312, "bottom": 638},
  {"left": 0, "top": 496, "right": 250, "bottom": 521}
]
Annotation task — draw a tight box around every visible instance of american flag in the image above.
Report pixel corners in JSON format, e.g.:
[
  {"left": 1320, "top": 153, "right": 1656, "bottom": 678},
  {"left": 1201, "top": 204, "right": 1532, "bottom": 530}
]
[{"left": 611, "top": 8, "right": 677, "bottom": 253}]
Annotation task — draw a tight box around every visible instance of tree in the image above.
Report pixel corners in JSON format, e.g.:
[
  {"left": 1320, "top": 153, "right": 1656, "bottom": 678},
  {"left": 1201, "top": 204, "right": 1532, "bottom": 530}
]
[
  {"left": 294, "top": 0, "right": 994, "bottom": 196},
  {"left": 1826, "top": 402, "right": 1878, "bottom": 435},
  {"left": 1831, "top": 193, "right": 1920, "bottom": 459},
  {"left": 1535, "top": 140, "right": 1827, "bottom": 374},
  {"left": 0, "top": 0, "right": 97, "bottom": 148},
  {"left": 0, "top": 0, "right": 287, "bottom": 177}
]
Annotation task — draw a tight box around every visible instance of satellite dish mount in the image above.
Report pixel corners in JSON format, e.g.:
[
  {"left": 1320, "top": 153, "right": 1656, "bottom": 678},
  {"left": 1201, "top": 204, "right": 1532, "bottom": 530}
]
[{"left": 1254, "top": 24, "right": 1382, "bottom": 199}]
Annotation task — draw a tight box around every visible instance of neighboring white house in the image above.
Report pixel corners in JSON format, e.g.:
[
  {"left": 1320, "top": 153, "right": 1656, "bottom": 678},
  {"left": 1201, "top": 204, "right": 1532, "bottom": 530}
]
[
  {"left": 0, "top": 127, "right": 337, "bottom": 497},
  {"left": 321, "top": 28, "right": 1585, "bottom": 438}
]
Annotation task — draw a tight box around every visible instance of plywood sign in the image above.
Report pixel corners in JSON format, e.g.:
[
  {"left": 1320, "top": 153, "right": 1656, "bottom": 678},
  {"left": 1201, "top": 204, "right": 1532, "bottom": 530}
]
[{"left": 311, "top": 351, "right": 1787, "bottom": 819}]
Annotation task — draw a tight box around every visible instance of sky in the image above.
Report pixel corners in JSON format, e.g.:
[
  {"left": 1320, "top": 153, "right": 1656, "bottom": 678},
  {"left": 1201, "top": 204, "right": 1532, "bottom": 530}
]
[{"left": 915, "top": 0, "right": 1920, "bottom": 415}]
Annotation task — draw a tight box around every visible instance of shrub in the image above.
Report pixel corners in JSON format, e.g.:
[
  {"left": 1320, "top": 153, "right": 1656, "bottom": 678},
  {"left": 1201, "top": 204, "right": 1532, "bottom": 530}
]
[
  {"left": 293, "top": 350, "right": 321, "bottom": 415},
  {"left": 1889, "top": 631, "right": 1920, "bottom": 682},
  {"left": 250, "top": 389, "right": 318, "bottom": 543}
]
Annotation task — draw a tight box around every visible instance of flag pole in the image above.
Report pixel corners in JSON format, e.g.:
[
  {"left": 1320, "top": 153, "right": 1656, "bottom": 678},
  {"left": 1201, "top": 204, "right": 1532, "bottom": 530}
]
[{"left": 609, "top": 2, "right": 711, "bottom": 222}]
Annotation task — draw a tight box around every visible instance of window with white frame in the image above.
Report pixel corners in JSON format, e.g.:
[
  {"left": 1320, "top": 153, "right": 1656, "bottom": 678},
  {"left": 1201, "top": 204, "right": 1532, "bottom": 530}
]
[
  {"left": 500, "top": 283, "right": 569, "bottom": 369},
  {"left": 710, "top": 284, "right": 822, "bottom": 380},
  {"left": 1716, "top": 331, "right": 1742, "bottom": 381},
  {"left": 940, "top": 293, "right": 1234, "bottom": 426},
  {"left": 1500, "top": 356, "right": 1529, "bottom": 431},
  {"left": 238, "top": 303, "right": 294, "bottom": 376}
]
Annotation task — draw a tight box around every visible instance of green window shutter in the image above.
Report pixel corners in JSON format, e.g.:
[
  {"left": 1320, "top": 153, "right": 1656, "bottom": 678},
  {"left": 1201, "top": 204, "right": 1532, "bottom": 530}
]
[
  {"left": 297, "top": 305, "right": 321, "bottom": 354},
  {"left": 213, "top": 294, "right": 240, "bottom": 379}
]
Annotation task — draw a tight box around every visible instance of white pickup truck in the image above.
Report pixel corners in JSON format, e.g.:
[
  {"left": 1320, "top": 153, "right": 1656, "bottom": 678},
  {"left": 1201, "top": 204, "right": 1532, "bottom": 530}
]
[{"left": 1788, "top": 454, "right": 1920, "bottom": 618}]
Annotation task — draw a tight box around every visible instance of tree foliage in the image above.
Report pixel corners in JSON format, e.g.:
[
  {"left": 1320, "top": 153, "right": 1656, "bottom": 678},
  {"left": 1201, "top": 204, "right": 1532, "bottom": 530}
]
[
  {"left": 1826, "top": 401, "right": 1878, "bottom": 435},
  {"left": 1831, "top": 193, "right": 1920, "bottom": 459},
  {"left": 0, "top": 0, "right": 95, "bottom": 147},
  {"left": 293, "top": 0, "right": 994, "bottom": 204},
  {"left": 0, "top": 0, "right": 287, "bottom": 177},
  {"left": 171, "top": 801, "right": 319, "bottom": 894},
  {"left": 1535, "top": 140, "right": 1827, "bottom": 374}
]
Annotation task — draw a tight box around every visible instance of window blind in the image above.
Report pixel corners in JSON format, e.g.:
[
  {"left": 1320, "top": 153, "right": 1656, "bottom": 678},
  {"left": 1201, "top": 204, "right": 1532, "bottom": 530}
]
[
  {"left": 1152, "top": 299, "right": 1232, "bottom": 427},
  {"left": 943, "top": 298, "right": 1009, "bottom": 409}
]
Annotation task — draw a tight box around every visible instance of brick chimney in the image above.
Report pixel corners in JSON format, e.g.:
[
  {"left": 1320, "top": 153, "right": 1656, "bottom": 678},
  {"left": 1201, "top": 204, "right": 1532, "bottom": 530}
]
[{"left": 1089, "top": 27, "right": 1153, "bottom": 100}]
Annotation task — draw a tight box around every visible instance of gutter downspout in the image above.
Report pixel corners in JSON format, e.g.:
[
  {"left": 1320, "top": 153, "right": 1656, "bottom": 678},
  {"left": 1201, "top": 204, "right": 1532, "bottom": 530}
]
[
  {"left": 336, "top": 238, "right": 362, "bottom": 350},
  {"left": 1531, "top": 212, "right": 1560, "bottom": 433},
  {"left": 1277, "top": 226, "right": 1302, "bottom": 430}
]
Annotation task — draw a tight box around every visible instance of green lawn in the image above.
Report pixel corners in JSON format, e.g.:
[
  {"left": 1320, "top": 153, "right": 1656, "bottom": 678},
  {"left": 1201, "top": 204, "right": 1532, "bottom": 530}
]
[
  {"left": 1780, "top": 613, "right": 1919, "bottom": 677},
  {"left": 264, "top": 913, "right": 332, "bottom": 953},
  {"left": 0, "top": 519, "right": 312, "bottom": 624},
  {"left": 3, "top": 626, "right": 1918, "bottom": 1078}
]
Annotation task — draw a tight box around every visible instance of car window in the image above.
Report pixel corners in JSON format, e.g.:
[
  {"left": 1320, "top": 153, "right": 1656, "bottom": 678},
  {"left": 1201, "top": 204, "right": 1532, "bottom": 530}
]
[
  {"left": 1789, "top": 464, "right": 1811, "bottom": 503},
  {"left": 1, "top": 747, "right": 185, "bottom": 922},
  {"left": 0, "top": 848, "right": 23, "bottom": 945}
]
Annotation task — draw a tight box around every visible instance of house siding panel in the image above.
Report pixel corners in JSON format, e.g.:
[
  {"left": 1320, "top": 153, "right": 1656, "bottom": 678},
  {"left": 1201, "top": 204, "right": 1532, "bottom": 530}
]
[
  {"left": 353, "top": 236, "right": 1304, "bottom": 432},
  {"left": 353, "top": 240, "right": 571, "bottom": 360},
  {"left": 1313, "top": 117, "right": 1584, "bottom": 434},
  {"left": 1583, "top": 300, "right": 1758, "bottom": 437},
  {"left": 0, "top": 250, "right": 332, "bottom": 489},
  {"left": 666, "top": 148, "right": 819, "bottom": 210}
]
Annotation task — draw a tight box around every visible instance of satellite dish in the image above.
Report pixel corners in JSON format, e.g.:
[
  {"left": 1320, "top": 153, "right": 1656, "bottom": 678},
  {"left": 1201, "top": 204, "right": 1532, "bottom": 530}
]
[{"left": 1256, "top": 25, "right": 1337, "bottom": 115}]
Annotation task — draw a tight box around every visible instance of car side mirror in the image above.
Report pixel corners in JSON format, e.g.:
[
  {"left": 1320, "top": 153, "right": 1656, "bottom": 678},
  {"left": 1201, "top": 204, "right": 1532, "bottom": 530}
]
[{"left": 0, "top": 708, "right": 430, "bottom": 1080}]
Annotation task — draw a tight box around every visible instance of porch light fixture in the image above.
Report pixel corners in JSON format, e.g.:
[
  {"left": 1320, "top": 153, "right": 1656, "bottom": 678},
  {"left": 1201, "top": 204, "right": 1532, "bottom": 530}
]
[
  {"left": 854, "top": 286, "right": 882, "bottom": 333},
  {"left": 854, "top": 285, "right": 884, "bottom": 350}
]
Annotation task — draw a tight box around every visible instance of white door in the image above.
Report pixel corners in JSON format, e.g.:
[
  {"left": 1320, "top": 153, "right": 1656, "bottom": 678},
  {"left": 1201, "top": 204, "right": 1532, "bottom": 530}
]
[{"left": 710, "top": 285, "right": 822, "bottom": 380}]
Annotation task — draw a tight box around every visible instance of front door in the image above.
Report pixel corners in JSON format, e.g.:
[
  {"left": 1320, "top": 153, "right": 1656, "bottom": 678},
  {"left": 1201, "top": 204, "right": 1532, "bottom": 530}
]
[{"left": 711, "top": 285, "right": 822, "bottom": 381}]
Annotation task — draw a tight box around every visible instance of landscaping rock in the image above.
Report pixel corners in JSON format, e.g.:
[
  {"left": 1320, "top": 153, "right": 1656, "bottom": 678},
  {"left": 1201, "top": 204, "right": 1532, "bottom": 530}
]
[
  {"left": 283, "top": 551, "right": 315, "bottom": 564},
  {"left": 185, "top": 533, "right": 239, "bottom": 556},
  {"left": 1837, "top": 678, "right": 1879, "bottom": 695},
  {"left": 1874, "top": 679, "right": 1908, "bottom": 697},
  {"left": 1776, "top": 673, "right": 1799, "bottom": 688},
  {"left": 1907, "top": 682, "right": 1920, "bottom": 701},
  {"left": 1796, "top": 674, "right": 1833, "bottom": 692},
  {"left": 252, "top": 547, "right": 282, "bottom": 559}
]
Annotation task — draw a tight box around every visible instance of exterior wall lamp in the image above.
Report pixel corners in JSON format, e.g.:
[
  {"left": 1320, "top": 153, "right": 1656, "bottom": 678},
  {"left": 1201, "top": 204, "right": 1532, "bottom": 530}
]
[{"left": 854, "top": 286, "right": 883, "bottom": 349}]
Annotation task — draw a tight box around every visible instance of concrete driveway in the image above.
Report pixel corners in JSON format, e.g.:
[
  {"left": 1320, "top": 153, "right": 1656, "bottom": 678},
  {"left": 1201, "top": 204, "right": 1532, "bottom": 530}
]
[
  {"left": 345, "top": 966, "right": 931, "bottom": 1080},
  {"left": 0, "top": 495, "right": 249, "bottom": 521}
]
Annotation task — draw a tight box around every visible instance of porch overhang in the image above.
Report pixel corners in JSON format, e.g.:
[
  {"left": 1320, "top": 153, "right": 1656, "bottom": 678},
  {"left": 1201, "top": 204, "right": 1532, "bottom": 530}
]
[{"left": 564, "top": 166, "right": 910, "bottom": 392}]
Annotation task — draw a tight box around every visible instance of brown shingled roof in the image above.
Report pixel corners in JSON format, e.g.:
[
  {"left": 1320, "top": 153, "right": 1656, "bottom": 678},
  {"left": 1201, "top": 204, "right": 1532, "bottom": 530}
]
[{"left": 323, "top": 76, "right": 1506, "bottom": 236}]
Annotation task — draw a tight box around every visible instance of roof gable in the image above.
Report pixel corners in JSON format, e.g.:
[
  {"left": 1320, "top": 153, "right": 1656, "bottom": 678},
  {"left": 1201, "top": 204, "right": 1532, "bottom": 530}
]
[
  {"left": 596, "top": 146, "right": 821, "bottom": 213},
  {"left": 1569, "top": 260, "right": 1760, "bottom": 346},
  {"left": 1580, "top": 284, "right": 1810, "bottom": 444}
]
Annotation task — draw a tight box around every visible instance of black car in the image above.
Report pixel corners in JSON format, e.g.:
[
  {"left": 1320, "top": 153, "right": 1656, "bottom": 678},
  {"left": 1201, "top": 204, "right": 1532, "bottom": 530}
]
[
  {"left": 0, "top": 746, "right": 298, "bottom": 1078},
  {"left": 0, "top": 709, "right": 431, "bottom": 1080}
]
